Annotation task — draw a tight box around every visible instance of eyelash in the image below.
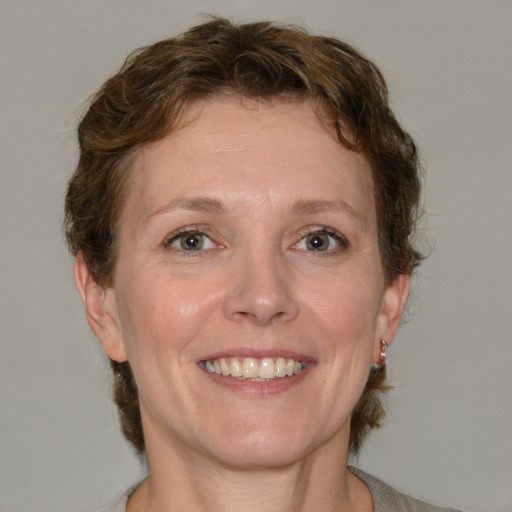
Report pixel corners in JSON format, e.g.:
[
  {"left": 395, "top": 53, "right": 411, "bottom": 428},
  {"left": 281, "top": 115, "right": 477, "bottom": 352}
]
[
  {"left": 293, "top": 227, "right": 349, "bottom": 255},
  {"left": 164, "top": 225, "right": 348, "bottom": 257},
  {"left": 164, "top": 226, "right": 217, "bottom": 255}
]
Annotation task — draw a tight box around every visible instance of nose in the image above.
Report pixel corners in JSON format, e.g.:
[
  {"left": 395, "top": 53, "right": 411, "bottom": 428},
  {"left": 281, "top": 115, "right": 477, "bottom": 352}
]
[{"left": 223, "top": 249, "right": 299, "bottom": 326}]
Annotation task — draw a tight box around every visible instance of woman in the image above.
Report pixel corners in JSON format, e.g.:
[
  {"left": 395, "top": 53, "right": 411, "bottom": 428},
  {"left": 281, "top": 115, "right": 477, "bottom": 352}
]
[{"left": 65, "top": 18, "right": 461, "bottom": 512}]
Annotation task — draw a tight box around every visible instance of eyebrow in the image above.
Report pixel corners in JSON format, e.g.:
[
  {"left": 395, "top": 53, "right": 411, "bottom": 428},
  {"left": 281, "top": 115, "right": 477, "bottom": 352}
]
[
  {"left": 144, "top": 196, "right": 368, "bottom": 231},
  {"left": 291, "top": 199, "right": 369, "bottom": 231},
  {"left": 143, "top": 196, "right": 225, "bottom": 225}
]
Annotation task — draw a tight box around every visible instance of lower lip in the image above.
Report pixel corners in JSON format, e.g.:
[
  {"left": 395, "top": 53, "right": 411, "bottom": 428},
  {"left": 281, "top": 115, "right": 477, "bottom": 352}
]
[{"left": 201, "top": 364, "right": 313, "bottom": 397}]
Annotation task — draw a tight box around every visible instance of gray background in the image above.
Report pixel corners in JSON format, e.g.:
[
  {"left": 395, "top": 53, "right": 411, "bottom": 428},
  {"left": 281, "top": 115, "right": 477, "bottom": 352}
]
[{"left": 1, "top": 1, "right": 511, "bottom": 511}]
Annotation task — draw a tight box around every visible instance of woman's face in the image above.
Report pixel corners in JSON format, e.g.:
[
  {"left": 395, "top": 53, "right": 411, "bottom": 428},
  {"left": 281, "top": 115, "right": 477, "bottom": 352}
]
[{"left": 84, "top": 98, "right": 408, "bottom": 468}]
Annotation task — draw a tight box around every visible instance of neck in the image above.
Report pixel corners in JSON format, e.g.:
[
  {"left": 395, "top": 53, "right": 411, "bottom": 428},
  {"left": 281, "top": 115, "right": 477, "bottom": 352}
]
[{"left": 128, "top": 426, "right": 372, "bottom": 512}]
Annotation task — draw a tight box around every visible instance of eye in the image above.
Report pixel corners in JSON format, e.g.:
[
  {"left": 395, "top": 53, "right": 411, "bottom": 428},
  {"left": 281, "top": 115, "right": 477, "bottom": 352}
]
[
  {"left": 305, "top": 233, "right": 331, "bottom": 251},
  {"left": 294, "top": 229, "right": 347, "bottom": 252},
  {"left": 167, "top": 230, "right": 216, "bottom": 252}
]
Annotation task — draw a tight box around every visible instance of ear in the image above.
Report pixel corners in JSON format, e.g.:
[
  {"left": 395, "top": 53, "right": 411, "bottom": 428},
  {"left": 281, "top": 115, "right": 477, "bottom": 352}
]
[
  {"left": 373, "top": 273, "right": 410, "bottom": 364},
  {"left": 74, "top": 252, "right": 127, "bottom": 362}
]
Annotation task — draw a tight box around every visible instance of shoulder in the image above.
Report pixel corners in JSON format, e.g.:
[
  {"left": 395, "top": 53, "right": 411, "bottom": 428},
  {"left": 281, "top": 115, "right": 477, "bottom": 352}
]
[
  {"left": 97, "top": 491, "right": 129, "bottom": 512},
  {"left": 349, "top": 466, "right": 463, "bottom": 512},
  {"left": 97, "top": 493, "right": 128, "bottom": 512},
  {"left": 97, "top": 482, "right": 140, "bottom": 512},
  {"left": 99, "top": 471, "right": 462, "bottom": 512}
]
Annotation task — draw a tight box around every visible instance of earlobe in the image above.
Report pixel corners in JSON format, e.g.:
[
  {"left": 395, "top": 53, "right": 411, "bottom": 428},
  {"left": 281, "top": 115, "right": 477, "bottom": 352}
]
[
  {"left": 74, "top": 252, "right": 128, "bottom": 362},
  {"left": 374, "top": 273, "right": 410, "bottom": 364}
]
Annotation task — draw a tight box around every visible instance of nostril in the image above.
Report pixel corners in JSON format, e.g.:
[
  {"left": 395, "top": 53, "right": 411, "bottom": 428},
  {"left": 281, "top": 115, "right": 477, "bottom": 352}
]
[
  {"left": 223, "top": 269, "right": 300, "bottom": 326},
  {"left": 232, "top": 311, "right": 255, "bottom": 321}
]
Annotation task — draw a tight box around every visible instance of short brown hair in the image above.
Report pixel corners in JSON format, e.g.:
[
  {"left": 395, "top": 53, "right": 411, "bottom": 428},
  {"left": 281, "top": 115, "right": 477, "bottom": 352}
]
[{"left": 65, "top": 17, "right": 422, "bottom": 456}]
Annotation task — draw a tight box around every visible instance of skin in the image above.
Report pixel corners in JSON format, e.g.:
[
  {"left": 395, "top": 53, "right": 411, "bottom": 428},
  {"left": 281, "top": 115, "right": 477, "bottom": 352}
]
[{"left": 75, "top": 98, "right": 409, "bottom": 512}]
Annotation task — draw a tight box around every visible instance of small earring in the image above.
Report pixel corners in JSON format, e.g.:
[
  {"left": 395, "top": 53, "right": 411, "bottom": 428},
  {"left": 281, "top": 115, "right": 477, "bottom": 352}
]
[{"left": 372, "top": 339, "right": 389, "bottom": 370}]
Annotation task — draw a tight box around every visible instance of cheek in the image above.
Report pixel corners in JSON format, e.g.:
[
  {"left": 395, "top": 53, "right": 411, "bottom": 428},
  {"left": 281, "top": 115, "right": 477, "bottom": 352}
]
[
  {"left": 309, "top": 279, "right": 381, "bottom": 340},
  {"left": 115, "top": 271, "right": 223, "bottom": 357}
]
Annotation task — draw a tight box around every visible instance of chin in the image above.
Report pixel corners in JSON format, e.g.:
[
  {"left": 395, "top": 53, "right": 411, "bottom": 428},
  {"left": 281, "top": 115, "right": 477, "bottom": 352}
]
[
  {"left": 210, "top": 437, "right": 307, "bottom": 470},
  {"left": 199, "top": 418, "right": 327, "bottom": 470}
]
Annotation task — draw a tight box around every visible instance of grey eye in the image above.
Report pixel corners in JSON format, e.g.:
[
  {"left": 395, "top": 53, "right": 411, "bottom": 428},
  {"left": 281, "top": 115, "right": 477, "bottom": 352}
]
[
  {"left": 167, "top": 230, "right": 217, "bottom": 252},
  {"left": 179, "top": 233, "right": 204, "bottom": 251},
  {"left": 305, "top": 233, "right": 331, "bottom": 251}
]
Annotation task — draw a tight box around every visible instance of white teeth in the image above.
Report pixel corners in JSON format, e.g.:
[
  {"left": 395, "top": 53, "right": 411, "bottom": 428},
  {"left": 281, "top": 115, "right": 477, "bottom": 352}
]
[
  {"left": 259, "top": 358, "right": 275, "bottom": 379},
  {"left": 230, "top": 357, "right": 242, "bottom": 377},
  {"left": 242, "top": 357, "right": 259, "bottom": 378},
  {"left": 203, "top": 356, "right": 306, "bottom": 380},
  {"left": 220, "top": 358, "right": 230, "bottom": 376},
  {"left": 275, "top": 357, "right": 287, "bottom": 377}
]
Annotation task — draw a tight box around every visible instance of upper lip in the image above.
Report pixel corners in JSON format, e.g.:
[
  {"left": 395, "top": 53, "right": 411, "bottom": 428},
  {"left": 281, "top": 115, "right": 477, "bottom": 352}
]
[{"left": 198, "top": 348, "right": 314, "bottom": 363}]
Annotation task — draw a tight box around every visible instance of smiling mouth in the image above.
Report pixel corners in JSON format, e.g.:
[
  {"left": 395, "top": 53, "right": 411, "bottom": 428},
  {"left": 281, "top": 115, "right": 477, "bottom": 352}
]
[{"left": 200, "top": 357, "right": 306, "bottom": 381}]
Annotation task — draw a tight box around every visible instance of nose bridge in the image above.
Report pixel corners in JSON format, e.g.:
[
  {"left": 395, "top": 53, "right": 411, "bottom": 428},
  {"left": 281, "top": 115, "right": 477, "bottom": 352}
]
[{"left": 223, "top": 239, "right": 299, "bottom": 326}]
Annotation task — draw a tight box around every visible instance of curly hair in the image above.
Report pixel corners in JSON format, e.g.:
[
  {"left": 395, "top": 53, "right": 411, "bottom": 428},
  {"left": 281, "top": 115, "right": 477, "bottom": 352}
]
[{"left": 64, "top": 17, "right": 422, "bottom": 456}]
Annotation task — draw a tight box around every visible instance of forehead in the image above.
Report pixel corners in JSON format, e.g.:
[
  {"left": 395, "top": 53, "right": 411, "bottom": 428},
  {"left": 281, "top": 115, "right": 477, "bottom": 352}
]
[{"left": 121, "top": 97, "right": 375, "bottom": 225}]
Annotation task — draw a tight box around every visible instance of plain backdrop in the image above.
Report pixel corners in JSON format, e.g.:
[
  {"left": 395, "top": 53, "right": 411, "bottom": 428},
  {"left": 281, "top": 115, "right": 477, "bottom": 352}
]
[{"left": 1, "top": 1, "right": 511, "bottom": 511}]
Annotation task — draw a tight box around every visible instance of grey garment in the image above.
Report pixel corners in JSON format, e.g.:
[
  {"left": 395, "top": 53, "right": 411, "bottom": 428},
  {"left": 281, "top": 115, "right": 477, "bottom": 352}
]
[
  {"left": 99, "top": 492, "right": 130, "bottom": 512},
  {"left": 100, "top": 468, "right": 462, "bottom": 512},
  {"left": 99, "top": 482, "right": 139, "bottom": 512},
  {"left": 350, "top": 466, "right": 462, "bottom": 512}
]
